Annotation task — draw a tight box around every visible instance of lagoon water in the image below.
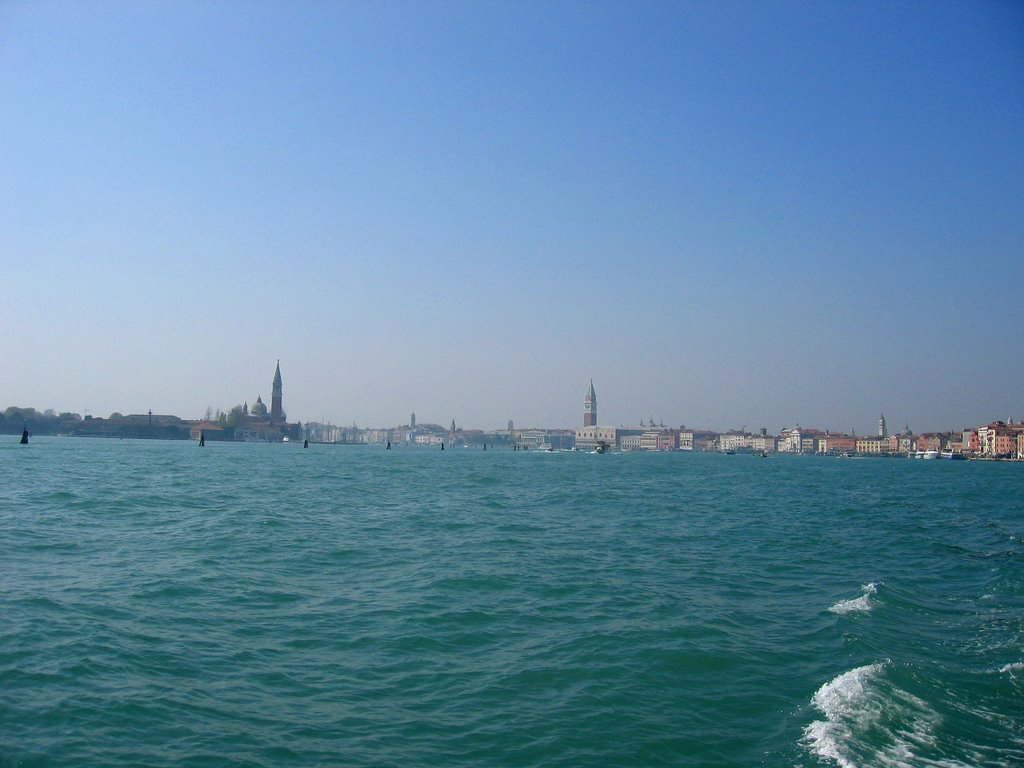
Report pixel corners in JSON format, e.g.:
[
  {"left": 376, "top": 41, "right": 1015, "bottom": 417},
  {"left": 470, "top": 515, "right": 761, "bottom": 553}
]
[{"left": 2, "top": 437, "right": 1022, "bottom": 767}]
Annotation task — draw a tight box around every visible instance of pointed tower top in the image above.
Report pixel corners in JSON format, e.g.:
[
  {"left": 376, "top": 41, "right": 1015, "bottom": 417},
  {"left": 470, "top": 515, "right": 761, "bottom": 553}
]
[
  {"left": 583, "top": 379, "right": 597, "bottom": 427},
  {"left": 270, "top": 361, "right": 284, "bottom": 425}
]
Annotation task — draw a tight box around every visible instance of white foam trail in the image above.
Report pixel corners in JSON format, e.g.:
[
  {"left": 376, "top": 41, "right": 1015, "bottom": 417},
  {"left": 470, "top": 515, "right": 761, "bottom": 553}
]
[
  {"left": 829, "top": 582, "right": 878, "bottom": 614},
  {"left": 803, "top": 663, "right": 885, "bottom": 768},
  {"left": 998, "top": 662, "right": 1024, "bottom": 674},
  {"left": 802, "top": 661, "right": 943, "bottom": 768}
]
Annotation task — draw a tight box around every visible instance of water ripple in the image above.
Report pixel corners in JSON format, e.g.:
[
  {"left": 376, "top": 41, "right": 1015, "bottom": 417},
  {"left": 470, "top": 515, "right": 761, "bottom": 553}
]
[{"left": 1, "top": 440, "right": 1021, "bottom": 767}]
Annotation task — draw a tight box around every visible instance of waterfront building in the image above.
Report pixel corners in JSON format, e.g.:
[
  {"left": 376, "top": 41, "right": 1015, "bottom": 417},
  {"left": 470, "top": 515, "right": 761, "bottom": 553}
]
[
  {"left": 574, "top": 426, "right": 618, "bottom": 452},
  {"left": 977, "top": 423, "right": 1003, "bottom": 457},
  {"left": 636, "top": 430, "right": 669, "bottom": 451},
  {"left": 778, "top": 430, "right": 802, "bottom": 454},
  {"left": 974, "top": 421, "right": 1024, "bottom": 459},
  {"left": 990, "top": 428, "right": 1017, "bottom": 458},
  {"left": 517, "top": 429, "right": 548, "bottom": 449},
  {"left": 616, "top": 430, "right": 674, "bottom": 452},
  {"left": 913, "top": 433, "right": 948, "bottom": 453},
  {"left": 302, "top": 421, "right": 344, "bottom": 443},
  {"left": 818, "top": 433, "right": 855, "bottom": 454},
  {"left": 69, "top": 413, "right": 190, "bottom": 439},
  {"left": 517, "top": 429, "right": 576, "bottom": 450},
  {"left": 679, "top": 429, "right": 717, "bottom": 451},
  {"left": 777, "top": 427, "right": 828, "bottom": 453},
  {"left": 750, "top": 433, "right": 778, "bottom": 453},
  {"left": 855, "top": 437, "right": 890, "bottom": 454},
  {"left": 968, "top": 430, "right": 980, "bottom": 453},
  {"left": 190, "top": 422, "right": 225, "bottom": 441},
  {"left": 544, "top": 430, "right": 577, "bottom": 450},
  {"left": 718, "top": 431, "right": 751, "bottom": 452},
  {"left": 777, "top": 428, "right": 798, "bottom": 453},
  {"left": 358, "top": 428, "right": 389, "bottom": 444},
  {"left": 656, "top": 429, "right": 680, "bottom": 451},
  {"left": 679, "top": 430, "right": 693, "bottom": 451},
  {"left": 620, "top": 434, "right": 643, "bottom": 451}
]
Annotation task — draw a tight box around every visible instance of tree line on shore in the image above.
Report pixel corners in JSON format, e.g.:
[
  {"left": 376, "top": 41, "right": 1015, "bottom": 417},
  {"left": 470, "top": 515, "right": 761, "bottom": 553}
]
[
  {"left": 1, "top": 407, "right": 83, "bottom": 435},
  {"left": 2, "top": 405, "right": 301, "bottom": 441},
  {"left": 2, "top": 405, "right": 247, "bottom": 439}
]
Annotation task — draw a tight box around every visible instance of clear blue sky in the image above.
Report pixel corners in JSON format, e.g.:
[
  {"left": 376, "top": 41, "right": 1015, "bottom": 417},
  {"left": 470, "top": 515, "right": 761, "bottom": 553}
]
[{"left": 2, "top": 1, "right": 1022, "bottom": 433}]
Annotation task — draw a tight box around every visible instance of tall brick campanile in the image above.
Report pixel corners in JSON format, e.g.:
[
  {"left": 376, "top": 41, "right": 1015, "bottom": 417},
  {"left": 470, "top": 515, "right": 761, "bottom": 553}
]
[
  {"left": 584, "top": 379, "right": 597, "bottom": 427},
  {"left": 271, "top": 360, "right": 283, "bottom": 425}
]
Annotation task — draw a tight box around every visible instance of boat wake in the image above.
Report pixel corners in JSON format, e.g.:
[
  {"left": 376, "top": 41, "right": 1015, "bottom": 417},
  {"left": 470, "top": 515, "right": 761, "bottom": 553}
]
[{"left": 802, "top": 661, "right": 945, "bottom": 768}]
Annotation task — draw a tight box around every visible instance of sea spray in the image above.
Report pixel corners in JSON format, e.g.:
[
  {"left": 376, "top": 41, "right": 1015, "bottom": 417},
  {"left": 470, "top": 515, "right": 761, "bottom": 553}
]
[{"left": 828, "top": 582, "right": 879, "bottom": 615}]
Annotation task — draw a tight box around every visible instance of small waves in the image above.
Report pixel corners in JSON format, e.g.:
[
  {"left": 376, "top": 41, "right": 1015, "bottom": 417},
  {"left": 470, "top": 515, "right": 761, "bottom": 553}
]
[
  {"left": 828, "top": 582, "right": 879, "bottom": 615},
  {"left": 5, "top": 440, "right": 1024, "bottom": 767}
]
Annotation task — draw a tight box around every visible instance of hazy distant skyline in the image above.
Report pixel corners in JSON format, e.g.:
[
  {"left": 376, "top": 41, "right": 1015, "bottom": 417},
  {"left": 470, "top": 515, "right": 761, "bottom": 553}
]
[{"left": 3, "top": 1, "right": 1022, "bottom": 433}]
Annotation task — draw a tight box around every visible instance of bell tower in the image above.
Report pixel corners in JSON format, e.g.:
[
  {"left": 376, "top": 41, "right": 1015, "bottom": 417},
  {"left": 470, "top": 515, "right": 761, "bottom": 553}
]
[
  {"left": 271, "top": 360, "right": 283, "bottom": 424},
  {"left": 584, "top": 379, "right": 597, "bottom": 427}
]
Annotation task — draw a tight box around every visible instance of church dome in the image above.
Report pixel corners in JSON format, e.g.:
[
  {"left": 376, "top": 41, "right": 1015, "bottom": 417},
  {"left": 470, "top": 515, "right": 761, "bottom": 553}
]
[{"left": 251, "top": 396, "right": 268, "bottom": 417}]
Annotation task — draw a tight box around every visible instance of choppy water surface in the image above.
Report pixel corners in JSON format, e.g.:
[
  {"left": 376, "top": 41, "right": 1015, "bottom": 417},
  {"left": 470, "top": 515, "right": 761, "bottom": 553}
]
[{"left": 2, "top": 438, "right": 1022, "bottom": 767}]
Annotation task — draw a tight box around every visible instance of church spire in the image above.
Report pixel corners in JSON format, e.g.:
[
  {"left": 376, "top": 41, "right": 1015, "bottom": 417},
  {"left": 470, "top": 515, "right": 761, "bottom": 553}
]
[{"left": 271, "top": 360, "right": 284, "bottom": 425}]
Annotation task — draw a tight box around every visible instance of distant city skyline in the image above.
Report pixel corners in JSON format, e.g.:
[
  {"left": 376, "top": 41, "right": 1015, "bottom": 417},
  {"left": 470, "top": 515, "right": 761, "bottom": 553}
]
[
  {"left": 2, "top": 2, "right": 1022, "bottom": 434},
  {"left": 1, "top": 369, "right": 1012, "bottom": 437}
]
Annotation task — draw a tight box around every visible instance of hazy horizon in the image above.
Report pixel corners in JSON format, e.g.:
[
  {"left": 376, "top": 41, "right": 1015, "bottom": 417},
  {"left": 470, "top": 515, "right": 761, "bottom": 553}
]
[{"left": 3, "top": 2, "right": 1022, "bottom": 435}]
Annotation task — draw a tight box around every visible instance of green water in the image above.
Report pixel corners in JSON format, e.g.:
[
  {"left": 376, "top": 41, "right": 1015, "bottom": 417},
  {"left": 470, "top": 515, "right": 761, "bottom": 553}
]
[{"left": 2, "top": 438, "right": 1022, "bottom": 766}]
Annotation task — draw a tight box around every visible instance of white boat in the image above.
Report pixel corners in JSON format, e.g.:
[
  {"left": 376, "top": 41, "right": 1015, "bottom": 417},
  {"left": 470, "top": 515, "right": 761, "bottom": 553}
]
[{"left": 913, "top": 449, "right": 939, "bottom": 459}]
